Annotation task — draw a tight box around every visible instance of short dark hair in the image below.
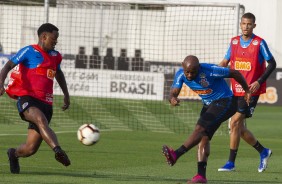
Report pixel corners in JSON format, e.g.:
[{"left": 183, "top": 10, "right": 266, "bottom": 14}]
[
  {"left": 242, "top": 12, "right": 256, "bottom": 23},
  {"left": 37, "top": 23, "right": 59, "bottom": 36}
]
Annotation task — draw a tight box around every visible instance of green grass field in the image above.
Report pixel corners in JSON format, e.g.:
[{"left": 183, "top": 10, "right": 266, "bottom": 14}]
[{"left": 0, "top": 103, "right": 281, "bottom": 184}]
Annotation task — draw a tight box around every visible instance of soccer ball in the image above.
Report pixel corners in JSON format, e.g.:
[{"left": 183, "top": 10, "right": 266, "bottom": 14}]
[{"left": 77, "top": 124, "right": 100, "bottom": 146}]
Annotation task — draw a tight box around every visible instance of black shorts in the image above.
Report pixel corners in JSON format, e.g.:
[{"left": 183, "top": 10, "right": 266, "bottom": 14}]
[
  {"left": 197, "top": 96, "right": 237, "bottom": 140},
  {"left": 17, "top": 96, "right": 53, "bottom": 133},
  {"left": 236, "top": 96, "right": 259, "bottom": 118}
]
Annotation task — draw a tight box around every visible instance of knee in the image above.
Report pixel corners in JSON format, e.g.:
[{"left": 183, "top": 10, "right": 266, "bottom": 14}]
[
  {"left": 230, "top": 120, "right": 242, "bottom": 131},
  {"left": 198, "top": 137, "right": 210, "bottom": 158}
]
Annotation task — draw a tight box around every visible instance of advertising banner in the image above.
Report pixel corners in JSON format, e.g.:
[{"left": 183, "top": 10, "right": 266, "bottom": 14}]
[{"left": 54, "top": 68, "right": 164, "bottom": 100}]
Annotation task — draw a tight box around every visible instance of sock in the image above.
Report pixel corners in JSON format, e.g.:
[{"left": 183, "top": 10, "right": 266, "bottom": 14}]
[
  {"left": 253, "top": 141, "right": 265, "bottom": 153},
  {"left": 53, "top": 146, "right": 62, "bottom": 153},
  {"left": 174, "top": 145, "right": 188, "bottom": 158},
  {"left": 198, "top": 161, "right": 207, "bottom": 178},
  {"left": 228, "top": 149, "right": 238, "bottom": 163}
]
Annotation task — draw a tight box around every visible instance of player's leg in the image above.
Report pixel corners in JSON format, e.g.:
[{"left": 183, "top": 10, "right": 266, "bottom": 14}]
[
  {"left": 188, "top": 136, "right": 209, "bottom": 184},
  {"left": 187, "top": 97, "right": 236, "bottom": 183},
  {"left": 7, "top": 129, "right": 42, "bottom": 174},
  {"left": 162, "top": 124, "right": 206, "bottom": 166},
  {"left": 23, "top": 106, "right": 59, "bottom": 148},
  {"left": 218, "top": 112, "right": 245, "bottom": 172},
  {"left": 17, "top": 96, "right": 70, "bottom": 166},
  {"left": 23, "top": 106, "right": 71, "bottom": 166},
  {"left": 240, "top": 96, "right": 272, "bottom": 172}
]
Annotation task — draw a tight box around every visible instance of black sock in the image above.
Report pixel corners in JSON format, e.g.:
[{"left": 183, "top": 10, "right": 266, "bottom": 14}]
[
  {"left": 198, "top": 162, "right": 207, "bottom": 178},
  {"left": 175, "top": 145, "right": 188, "bottom": 158},
  {"left": 228, "top": 149, "right": 238, "bottom": 163},
  {"left": 53, "top": 146, "right": 62, "bottom": 153},
  {"left": 253, "top": 141, "right": 265, "bottom": 153}
]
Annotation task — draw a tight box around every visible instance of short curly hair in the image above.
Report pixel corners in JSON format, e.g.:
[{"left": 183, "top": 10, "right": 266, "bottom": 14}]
[{"left": 37, "top": 23, "right": 59, "bottom": 36}]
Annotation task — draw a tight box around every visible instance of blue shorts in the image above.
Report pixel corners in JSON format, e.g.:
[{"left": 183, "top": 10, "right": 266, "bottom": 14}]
[
  {"left": 197, "top": 96, "right": 237, "bottom": 139},
  {"left": 17, "top": 96, "right": 53, "bottom": 133}
]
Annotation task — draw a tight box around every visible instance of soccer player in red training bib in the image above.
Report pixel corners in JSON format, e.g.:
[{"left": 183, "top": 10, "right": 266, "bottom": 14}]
[
  {"left": 218, "top": 12, "right": 276, "bottom": 172},
  {"left": 162, "top": 55, "right": 251, "bottom": 183},
  {"left": 0, "top": 23, "right": 71, "bottom": 174}
]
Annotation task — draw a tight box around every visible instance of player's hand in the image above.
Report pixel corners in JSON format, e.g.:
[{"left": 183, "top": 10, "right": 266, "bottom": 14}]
[
  {"left": 249, "top": 81, "right": 260, "bottom": 94},
  {"left": 62, "top": 95, "right": 70, "bottom": 111},
  {"left": 169, "top": 97, "right": 180, "bottom": 106},
  {"left": 244, "top": 91, "right": 251, "bottom": 106}
]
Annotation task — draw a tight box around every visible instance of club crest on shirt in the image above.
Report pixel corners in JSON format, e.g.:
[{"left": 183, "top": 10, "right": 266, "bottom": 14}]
[
  {"left": 252, "top": 40, "right": 259, "bottom": 45},
  {"left": 50, "top": 51, "right": 58, "bottom": 56},
  {"left": 232, "top": 39, "right": 239, "bottom": 45},
  {"left": 199, "top": 73, "right": 209, "bottom": 87}
]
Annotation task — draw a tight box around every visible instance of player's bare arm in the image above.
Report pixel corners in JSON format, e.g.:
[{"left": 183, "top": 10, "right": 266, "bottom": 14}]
[
  {"left": 169, "top": 88, "right": 181, "bottom": 106},
  {"left": 0, "top": 61, "right": 17, "bottom": 96},
  {"left": 55, "top": 69, "right": 70, "bottom": 111},
  {"left": 218, "top": 58, "right": 229, "bottom": 67}
]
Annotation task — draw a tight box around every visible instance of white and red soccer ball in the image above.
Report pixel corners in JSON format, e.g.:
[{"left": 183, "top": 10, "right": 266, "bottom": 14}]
[{"left": 77, "top": 124, "right": 100, "bottom": 146}]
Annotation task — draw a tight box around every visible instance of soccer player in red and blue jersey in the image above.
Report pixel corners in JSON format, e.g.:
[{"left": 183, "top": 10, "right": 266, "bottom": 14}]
[
  {"left": 218, "top": 12, "right": 276, "bottom": 173},
  {"left": 0, "top": 23, "right": 71, "bottom": 174},
  {"left": 162, "top": 55, "right": 251, "bottom": 183}
]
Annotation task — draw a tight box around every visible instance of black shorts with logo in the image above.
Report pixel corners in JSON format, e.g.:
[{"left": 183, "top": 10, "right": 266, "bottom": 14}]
[
  {"left": 17, "top": 96, "right": 53, "bottom": 133},
  {"left": 236, "top": 96, "right": 259, "bottom": 118},
  {"left": 197, "top": 96, "right": 237, "bottom": 140}
]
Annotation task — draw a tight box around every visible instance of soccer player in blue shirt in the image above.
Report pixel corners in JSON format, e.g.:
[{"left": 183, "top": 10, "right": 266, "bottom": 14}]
[{"left": 162, "top": 55, "right": 251, "bottom": 183}]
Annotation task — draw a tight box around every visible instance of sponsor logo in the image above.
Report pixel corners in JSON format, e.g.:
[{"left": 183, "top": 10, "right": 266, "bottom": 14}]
[
  {"left": 193, "top": 88, "right": 213, "bottom": 95},
  {"left": 234, "top": 61, "right": 251, "bottom": 71},
  {"left": 258, "top": 87, "right": 278, "bottom": 104},
  {"left": 47, "top": 69, "right": 56, "bottom": 79},
  {"left": 110, "top": 81, "right": 157, "bottom": 95}
]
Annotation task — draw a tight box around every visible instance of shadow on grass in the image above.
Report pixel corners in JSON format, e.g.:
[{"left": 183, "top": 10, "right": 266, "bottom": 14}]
[{"left": 21, "top": 171, "right": 281, "bottom": 184}]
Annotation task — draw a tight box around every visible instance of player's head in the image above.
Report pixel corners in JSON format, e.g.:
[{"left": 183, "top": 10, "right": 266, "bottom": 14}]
[
  {"left": 240, "top": 12, "right": 256, "bottom": 37},
  {"left": 37, "top": 23, "right": 59, "bottom": 51},
  {"left": 182, "top": 55, "right": 200, "bottom": 81}
]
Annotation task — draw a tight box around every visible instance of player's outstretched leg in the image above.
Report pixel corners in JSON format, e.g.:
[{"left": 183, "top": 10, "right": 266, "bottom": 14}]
[
  {"left": 218, "top": 161, "right": 235, "bottom": 172},
  {"left": 258, "top": 148, "right": 272, "bottom": 172},
  {"left": 55, "top": 149, "right": 71, "bottom": 166},
  {"left": 7, "top": 148, "right": 20, "bottom": 174},
  {"left": 187, "top": 174, "right": 207, "bottom": 184},
  {"left": 162, "top": 145, "right": 177, "bottom": 166}
]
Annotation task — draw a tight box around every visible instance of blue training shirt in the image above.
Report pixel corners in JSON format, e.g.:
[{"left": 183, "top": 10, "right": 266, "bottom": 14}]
[
  {"left": 172, "top": 63, "right": 233, "bottom": 105},
  {"left": 224, "top": 34, "right": 273, "bottom": 65},
  {"left": 10, "top": 45, "right": 61, "bottom": 69}
]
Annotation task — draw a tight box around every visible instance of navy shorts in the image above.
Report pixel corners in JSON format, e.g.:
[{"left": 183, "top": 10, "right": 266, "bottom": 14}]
[
  {"left": 17, "top": 96, "right": 53, "bottom": 133},
  {"left": 236, "top": 96, "right": 259, "bottom": 118},
  {"left": 197, "top": 96, "right": 237, "bottom": 139}
]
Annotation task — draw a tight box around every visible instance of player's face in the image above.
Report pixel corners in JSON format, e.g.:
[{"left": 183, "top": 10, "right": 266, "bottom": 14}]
[
  {"left": 240, "top": 17, "right": 256, "bottom": 37},
  {"left": 42, "top": 31, "right": 58, "bottom": 51},
  {"left": 182, "top": 64, "right": 199, "bottom": 81}
]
